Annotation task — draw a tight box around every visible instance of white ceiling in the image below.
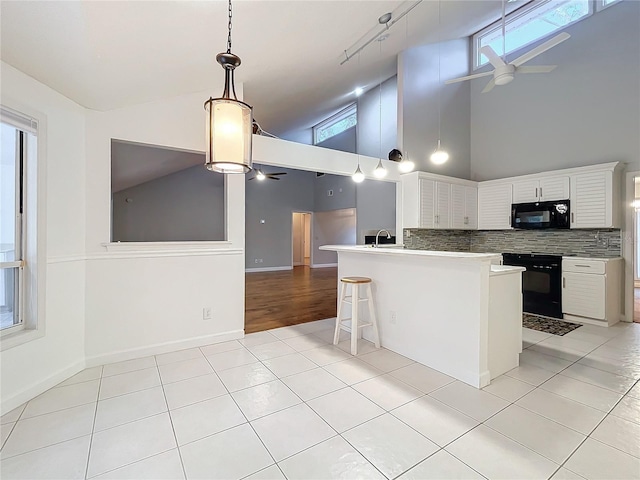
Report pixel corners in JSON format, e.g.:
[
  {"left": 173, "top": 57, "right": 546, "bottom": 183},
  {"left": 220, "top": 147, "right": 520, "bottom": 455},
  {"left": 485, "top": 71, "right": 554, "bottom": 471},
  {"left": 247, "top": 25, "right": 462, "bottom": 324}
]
[
  {"left": 111, "top": 140, "right": 204, "bottom": 192},
  {"left": 1, "top": 0, "right": 516, "bottom": 138}
]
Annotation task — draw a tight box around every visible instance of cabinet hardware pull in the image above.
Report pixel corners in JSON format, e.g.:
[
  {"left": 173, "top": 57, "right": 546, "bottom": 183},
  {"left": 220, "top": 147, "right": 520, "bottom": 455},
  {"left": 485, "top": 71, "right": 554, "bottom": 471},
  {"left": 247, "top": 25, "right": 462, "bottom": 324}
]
[
  {"left": 571, "top": 212, "right": 574, "bottom": 223},
  {"left": 535, "top": 187, "right": 538, "bottom": 198},
  {"left": 540, "top": 187, "right": 542, "bottom": 198},
  {"left": 574, "top": 265, "right": 591, "bottom": 268},
  {"left": 563, "top": 277, "right": 566, "bottom": 288}
]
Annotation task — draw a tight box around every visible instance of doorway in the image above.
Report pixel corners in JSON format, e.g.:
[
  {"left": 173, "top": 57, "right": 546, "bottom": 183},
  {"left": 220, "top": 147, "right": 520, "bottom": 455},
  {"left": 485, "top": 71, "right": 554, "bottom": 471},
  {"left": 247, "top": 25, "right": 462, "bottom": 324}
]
[{"left": 292, "top": 212, "right": 311, "bottom": 267}]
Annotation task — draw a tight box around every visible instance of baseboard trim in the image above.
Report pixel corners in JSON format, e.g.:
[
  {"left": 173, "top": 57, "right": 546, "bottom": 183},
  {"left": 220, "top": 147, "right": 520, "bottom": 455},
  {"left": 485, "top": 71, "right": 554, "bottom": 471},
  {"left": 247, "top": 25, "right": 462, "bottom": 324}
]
[
  {"left": 311, "top": 263, "right": 338, "bottom": 268},
  {"left": 1, "top": 358, "right": 85, "bottom": 414},
  {"left": 84, "top": 330, "right": 244, "bottom": 368},
  {"left": 245, "top": 266, "right": 292, "bottom": 273}
]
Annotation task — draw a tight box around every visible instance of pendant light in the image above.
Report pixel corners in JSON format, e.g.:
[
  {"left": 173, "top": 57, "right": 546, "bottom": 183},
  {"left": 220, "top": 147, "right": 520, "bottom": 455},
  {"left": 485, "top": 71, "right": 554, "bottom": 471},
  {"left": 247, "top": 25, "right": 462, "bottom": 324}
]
[
  {"left": 352, "top": 52, "right": 365, "bottom": 183},
  {"left": 204, "top": 0, "right": 253, "bottom": 174},
  {"left": 374, "top": 38, "right": 387, "bottom": 179},
  {"left": 430, "top": 0, "right": 449, "bottom": 165},
  {"left": 398, "top": 151, "right": 415, "bottom": 173}
]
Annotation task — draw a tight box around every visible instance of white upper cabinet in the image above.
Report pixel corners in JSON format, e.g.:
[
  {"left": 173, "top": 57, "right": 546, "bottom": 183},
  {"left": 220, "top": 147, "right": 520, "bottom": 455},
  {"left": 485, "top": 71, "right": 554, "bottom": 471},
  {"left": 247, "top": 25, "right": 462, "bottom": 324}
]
[
  {"left": 452, "top": 184, "right": 478, "bottom": 230},
  {"left": 570, "top": 170, "right": 615, "bottom": 228},
  {"left": 402, "top": 172, "right": 476, "bottom": 230},
  {"left": 512, "top": 180, "right": 540, "bottom": 203},
  {"left": 478, "top": 183, "right": 512, "bottom": 230},
  {"left": 539, "top": 176, "right": 570, "bottom": 201},
  {"left": 512, "top": 177, "right": 569, "bottom": 203}
]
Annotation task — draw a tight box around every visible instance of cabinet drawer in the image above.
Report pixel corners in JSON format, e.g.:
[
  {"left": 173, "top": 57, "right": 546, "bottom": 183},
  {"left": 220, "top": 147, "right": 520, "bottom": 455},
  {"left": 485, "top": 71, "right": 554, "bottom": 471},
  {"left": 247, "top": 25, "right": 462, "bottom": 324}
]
[{"left": 562, "top": 258, "right": 606, "bottom": 274}]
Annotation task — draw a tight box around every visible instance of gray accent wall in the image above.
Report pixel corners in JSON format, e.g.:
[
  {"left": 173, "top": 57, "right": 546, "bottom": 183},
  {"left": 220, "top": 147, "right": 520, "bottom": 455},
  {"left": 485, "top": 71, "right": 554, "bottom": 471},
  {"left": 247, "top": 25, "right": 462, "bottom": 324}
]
[
  {"left": 112, "top": 165, "right": 225, "bottom": 242},
  {"left": 245, "top": 165, "right": 315, "bottom": 269},
  {"left": 316, "top": 126, "right": 356, "bottom": 153},
  {"left": 470, "top": 1, "right": 640, "bottom": 181},
  {"left": 398, "top": 39, "right": 472, "bottom": 179},
  {"left": 356, "top": 181, "right": 397, "bottom": 244},
  {"left": 404, "top": 229, "right": 622, "bottom": 258},
  {"left": 357, "top": 76, "right": 398, "bottom": 158},
  {"left": 313, "top": 208, "right": 357, "bottom": 266},
  {"left": 314, "top": 173, "right": 356, "bottom": 212}
]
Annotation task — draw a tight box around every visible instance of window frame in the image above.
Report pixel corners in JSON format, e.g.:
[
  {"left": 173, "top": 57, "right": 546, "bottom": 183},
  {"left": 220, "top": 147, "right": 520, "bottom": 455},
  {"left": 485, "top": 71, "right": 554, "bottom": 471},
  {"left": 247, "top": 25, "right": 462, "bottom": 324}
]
[
  {"left": 0, "top": 103, "right": 46, "bottom": 350},
  {"left": 472, "top": 0, "right": 595, "bottom": 71},
  {"left": 1, "top": 123, "right": 26, "bottom": 335},
  {"left": 313, "top": 103, "right": 357, "bottom": 145},
  {"left": 596, "top": 0, "right": 622, "bottom": 11}
]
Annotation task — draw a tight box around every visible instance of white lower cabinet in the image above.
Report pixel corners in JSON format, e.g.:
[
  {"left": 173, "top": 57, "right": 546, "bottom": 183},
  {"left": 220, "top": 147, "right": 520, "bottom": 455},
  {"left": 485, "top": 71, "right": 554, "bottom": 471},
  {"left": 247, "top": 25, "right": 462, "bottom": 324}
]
[{"left": 562, "top": 257, "right": 622, "bottom": 326}]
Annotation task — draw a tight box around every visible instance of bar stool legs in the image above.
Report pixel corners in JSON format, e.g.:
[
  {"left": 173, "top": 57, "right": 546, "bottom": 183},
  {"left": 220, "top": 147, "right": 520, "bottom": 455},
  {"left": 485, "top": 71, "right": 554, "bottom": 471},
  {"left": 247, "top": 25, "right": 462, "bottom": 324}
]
[{"left": 333, "top": 277, "right": 381, "bottom": 355}]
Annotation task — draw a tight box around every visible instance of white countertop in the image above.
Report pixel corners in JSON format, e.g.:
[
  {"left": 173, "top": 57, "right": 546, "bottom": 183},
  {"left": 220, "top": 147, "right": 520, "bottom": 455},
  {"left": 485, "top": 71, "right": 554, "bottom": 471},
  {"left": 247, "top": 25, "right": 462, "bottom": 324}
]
[
  {"left": 320, "top": 245, "right": 501, "bottom": 261},
  {"left": 490, "top": 265, "right": 526, "bottom": 276}
]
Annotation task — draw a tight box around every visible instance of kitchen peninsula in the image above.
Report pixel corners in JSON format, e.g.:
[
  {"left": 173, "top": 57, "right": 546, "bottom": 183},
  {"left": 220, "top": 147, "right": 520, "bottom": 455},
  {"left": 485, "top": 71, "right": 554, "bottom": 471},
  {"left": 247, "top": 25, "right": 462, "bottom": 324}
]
[{"left": 320, "top": 245, "right": 525, "bottom": 388}]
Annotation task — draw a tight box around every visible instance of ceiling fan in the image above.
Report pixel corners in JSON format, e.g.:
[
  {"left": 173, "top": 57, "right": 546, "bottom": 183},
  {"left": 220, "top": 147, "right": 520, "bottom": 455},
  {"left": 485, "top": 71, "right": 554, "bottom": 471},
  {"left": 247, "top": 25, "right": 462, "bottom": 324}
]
[
  {"left": 445, "top": 0, "right": 570, "bottom": 93},
  {"left": 248, "top": 168, "right": 287, "bottom": 181}
]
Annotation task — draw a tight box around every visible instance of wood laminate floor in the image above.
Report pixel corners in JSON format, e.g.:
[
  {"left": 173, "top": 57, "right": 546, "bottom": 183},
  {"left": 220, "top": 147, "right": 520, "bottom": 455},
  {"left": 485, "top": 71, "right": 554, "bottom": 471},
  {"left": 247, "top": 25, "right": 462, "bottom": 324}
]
[{"left": 245, "top": 266, "right": 338, "bottom": 334}]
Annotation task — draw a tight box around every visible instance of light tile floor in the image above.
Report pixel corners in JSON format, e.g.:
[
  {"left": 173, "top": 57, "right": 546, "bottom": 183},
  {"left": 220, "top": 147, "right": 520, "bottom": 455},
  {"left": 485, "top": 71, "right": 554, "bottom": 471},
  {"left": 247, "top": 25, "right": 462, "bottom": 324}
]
[{"left": 1, "top": 318, "right": 639, "bottom": 479}]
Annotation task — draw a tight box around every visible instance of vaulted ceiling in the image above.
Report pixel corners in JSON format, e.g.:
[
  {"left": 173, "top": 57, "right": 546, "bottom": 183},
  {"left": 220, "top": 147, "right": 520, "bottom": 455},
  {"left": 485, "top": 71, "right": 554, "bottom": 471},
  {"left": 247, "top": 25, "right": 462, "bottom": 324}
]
[{"left": 1, "top": 1, "right": 519, "bottom": 137}]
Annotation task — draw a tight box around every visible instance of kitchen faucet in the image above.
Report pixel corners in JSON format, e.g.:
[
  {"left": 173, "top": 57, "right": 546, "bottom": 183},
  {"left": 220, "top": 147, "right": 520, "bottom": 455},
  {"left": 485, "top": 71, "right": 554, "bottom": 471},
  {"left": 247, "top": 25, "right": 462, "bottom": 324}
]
[{"left": 375, "top": 229, "right": 392, "bottom": 247}]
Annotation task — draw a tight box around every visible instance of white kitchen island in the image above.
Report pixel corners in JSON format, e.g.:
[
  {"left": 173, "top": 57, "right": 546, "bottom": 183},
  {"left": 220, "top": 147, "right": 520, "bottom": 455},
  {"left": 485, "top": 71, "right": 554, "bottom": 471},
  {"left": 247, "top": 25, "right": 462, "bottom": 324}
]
[{"left": 320, "top": 245, "right": 525, "bottom": 388}]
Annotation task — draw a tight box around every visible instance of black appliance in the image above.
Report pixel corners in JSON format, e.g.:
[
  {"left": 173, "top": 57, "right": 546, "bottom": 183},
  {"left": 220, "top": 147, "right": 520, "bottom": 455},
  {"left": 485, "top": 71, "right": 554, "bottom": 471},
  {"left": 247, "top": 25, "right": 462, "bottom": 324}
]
[
  {"left": 503, "top": 253, "right": 562, "bottom": 319},
  {"left": 511, "top": 200, "right": 570, "bottom": 229},
  {"left": 364, "top": 235, "right": 396, "bottom": 245}
]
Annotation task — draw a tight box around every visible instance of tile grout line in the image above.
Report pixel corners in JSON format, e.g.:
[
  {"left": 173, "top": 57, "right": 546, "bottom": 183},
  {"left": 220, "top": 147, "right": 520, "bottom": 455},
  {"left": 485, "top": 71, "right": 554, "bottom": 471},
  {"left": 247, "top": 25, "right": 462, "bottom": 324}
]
[
  {"left": 84, "top": 365, "right": 104, "bottom": 479},
  {"left": 153, "top": 355, "right": 188, "bottom": 480},
  {"left": 201, "top": 344, "right": 284, "bottom": 478}
]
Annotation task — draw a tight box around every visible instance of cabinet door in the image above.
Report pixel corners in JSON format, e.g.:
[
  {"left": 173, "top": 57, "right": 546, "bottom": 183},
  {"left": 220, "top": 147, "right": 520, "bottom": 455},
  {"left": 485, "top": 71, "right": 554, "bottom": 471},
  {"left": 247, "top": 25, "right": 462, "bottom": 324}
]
[
  {"left": 451, "top": 184, "right": 466, "bottom": 229},
  {"left": 435, "top": 182, "right": 451, "bottom": 229},
  {"left": 419, "top": 178, "right": 436, "bottom": 228},
  {"left": 562, "top": 272, "right": 606, "bottom": 320},
  {"left": 570, "top": 172, "right": 611, "bottom": 228},
  {"left": 512, "top": 180, "right": 539, "bottom": 203},
  {"left": 478, "top": 184, "right": 512, "bottom": 230},
  {"left": 465, "top": 186, "right": 478, "bottom": 230},
  {"left": 539, "top": 176, "right": 570, "bottom": 202}
]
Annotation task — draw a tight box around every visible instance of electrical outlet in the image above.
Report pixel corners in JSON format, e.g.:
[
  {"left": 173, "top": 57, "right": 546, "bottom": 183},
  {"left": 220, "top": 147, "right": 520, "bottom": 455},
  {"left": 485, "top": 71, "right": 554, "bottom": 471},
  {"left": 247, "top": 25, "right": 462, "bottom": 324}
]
[
  {"left": 203, "top": 307, "right": 212, "bottom": 320},
  {"left": 405, "top": 230, "right": 411, "bottom": 238},
  {"left": 390, "top": 310, "right": 397, "bottom": 324},
  {"left": 327, "top": 189, "right": 334, "bottom": 197},
  {"left": 255, "top": 258, "right": 259, "bottom": 263},
  {"left": 258, "top": 259, "right": 263, "bottom": 263}
]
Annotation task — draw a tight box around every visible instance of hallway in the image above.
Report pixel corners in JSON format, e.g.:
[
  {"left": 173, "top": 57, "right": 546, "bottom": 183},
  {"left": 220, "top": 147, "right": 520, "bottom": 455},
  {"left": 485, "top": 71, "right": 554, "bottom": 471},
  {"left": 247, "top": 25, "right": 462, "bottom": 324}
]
[{"left": 245, "top": 267, "right": 337, "bottom": 334}]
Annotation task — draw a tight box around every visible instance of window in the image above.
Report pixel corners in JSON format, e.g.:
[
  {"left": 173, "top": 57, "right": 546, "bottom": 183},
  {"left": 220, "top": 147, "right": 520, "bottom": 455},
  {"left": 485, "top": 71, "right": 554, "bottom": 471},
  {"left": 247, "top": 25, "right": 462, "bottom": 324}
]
[
  {"left": 1, "top": 112, "right": 33, "bottom": 334},
  {"left": 597, "top": 0, "right": 622, "bottom": 10},
  {"left": 313, "top": 104, "right": 357, "bottom": 145},
  {"left": 473, "top": 0, "right": 593, "bottom": 69}
]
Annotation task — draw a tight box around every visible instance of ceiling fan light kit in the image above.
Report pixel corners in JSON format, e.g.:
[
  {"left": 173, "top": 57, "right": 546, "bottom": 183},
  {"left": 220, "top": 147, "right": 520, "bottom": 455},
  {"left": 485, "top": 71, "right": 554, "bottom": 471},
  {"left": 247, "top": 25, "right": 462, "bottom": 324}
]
[{"left": 204, "top": 0, "right": 253, "bottom": 174}]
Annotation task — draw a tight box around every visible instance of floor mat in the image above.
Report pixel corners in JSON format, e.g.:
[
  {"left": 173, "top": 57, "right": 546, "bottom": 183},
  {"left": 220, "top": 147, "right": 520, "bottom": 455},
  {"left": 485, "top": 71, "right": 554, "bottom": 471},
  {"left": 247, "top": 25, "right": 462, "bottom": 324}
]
[{"left": 523, "top": 313, "right": 582, "bottom": 336}]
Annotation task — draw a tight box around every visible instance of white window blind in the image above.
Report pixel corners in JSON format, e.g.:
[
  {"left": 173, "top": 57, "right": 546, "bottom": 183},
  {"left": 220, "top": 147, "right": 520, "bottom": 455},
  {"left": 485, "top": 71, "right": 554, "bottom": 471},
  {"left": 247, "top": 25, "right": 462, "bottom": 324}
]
[{"left": 1, "top": 106, "right": 38, "bottom": 135}]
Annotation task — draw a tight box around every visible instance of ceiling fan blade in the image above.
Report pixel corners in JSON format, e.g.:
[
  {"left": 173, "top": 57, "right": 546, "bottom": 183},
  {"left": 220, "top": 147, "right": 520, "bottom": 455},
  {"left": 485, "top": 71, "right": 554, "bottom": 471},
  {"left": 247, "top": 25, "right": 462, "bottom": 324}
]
[
  {"left": 511, "top": 32, "right": 570, "bottom": 67},
  {"left": 480, "top": 45, "right": 506, "bottom": 68},
  {"left": 271, "top": 177, "right": 281, "bottom": 180},
  {"left": 482, "top": 78, "right": 496, "bottom": 93},
  {"left": 267, "top": 172, "right": 287, "bottom": 176},
  {"left": 516, "top": 65, "right": 557, "bottom": 74},
  {"left": 248, "top": 177, "right": 255, "bottom": 181},
  {"left": 445, "top": 71, "right": 494, "bottom": 84}
]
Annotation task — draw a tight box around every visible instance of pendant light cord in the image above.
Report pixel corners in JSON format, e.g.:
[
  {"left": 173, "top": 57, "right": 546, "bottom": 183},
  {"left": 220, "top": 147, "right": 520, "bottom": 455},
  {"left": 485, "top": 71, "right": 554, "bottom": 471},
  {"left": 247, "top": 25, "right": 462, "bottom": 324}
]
[
  {"left": 437, "top": 0, "right": 442, "bottom": 143},
  {"left": 227, "top": 0, "right": 233, "bottom": 54},
  {"left": 379, "top": 40, "right": 383, "bottom": 161},
  {"left": 502, "top": 0, "right": 506, "bottom": 60}
]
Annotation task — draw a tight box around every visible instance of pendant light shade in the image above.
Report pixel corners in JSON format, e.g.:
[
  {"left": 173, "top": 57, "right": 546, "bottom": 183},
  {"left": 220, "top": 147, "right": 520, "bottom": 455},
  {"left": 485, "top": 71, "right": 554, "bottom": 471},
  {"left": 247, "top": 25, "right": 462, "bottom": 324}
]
[
  {"left": 352, "top": 164, "right": 365, "bottom": 183},
  {"left": 204, "top": 0, "right": 253, "bottom": 174},
  {"left": 430, "top": 140, "right": 449, "bottom": 165},
  {"left": 374, "top": 159, "right": 387, "bottom": 178}
]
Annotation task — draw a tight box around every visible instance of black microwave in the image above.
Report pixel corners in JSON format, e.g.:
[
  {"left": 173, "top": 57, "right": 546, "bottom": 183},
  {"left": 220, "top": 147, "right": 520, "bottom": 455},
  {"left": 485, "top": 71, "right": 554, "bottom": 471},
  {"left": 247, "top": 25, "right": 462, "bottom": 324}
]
[{"left": 511, "top": 200, "right": 570, "bottom": 229}]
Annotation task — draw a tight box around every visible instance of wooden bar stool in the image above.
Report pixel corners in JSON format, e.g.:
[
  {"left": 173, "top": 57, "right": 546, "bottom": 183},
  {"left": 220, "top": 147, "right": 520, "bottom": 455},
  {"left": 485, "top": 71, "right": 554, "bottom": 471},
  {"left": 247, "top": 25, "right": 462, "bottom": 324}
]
[{"left": 333, "top": 276, "right": 381, "bottom": 355}]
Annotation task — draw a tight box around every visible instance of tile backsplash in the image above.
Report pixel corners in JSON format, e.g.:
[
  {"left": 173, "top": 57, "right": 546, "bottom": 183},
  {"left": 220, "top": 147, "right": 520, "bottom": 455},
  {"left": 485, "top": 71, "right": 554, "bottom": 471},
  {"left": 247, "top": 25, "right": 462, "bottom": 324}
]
[{"left": 404, "top": 228, "right": 622, "bottom": 258}]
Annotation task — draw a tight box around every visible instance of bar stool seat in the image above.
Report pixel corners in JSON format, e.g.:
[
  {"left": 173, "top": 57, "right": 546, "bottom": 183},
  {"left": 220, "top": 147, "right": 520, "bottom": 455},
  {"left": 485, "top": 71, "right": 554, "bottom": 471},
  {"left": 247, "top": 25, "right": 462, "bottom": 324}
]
[{"left": 333, "top": 276, "right": 381, "bottom": 355}]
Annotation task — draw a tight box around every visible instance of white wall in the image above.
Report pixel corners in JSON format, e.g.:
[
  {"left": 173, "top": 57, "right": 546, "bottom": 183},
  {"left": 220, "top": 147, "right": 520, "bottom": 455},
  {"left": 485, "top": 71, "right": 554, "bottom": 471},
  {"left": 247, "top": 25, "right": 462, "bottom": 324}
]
[
  {"left": 398, "top": 39, "right": 472, "bottom": 179},
  {"left": 470, "top": 1, "right": 640, "bottom": 181},
  {"left": 84, "top": 89, "right": 246, "bottom": 364},
  {"left": 1, "top": 62, "right": 87, "bottom": 411}
]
